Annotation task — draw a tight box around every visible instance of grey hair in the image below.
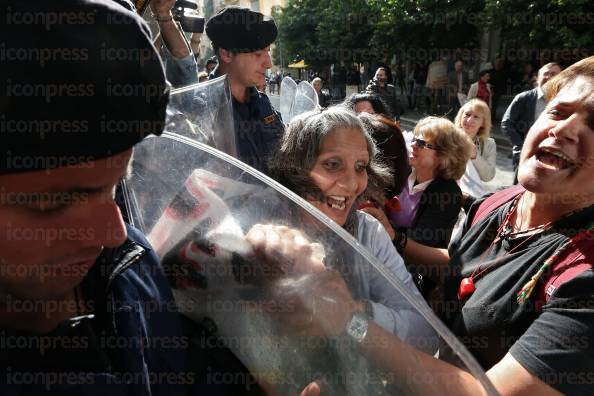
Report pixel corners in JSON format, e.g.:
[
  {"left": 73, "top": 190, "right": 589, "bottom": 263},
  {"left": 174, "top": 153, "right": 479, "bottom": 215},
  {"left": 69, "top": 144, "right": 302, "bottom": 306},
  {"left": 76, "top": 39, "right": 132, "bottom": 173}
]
[{"left": 269, "top": 107, "right": 392, "bottom": 202}]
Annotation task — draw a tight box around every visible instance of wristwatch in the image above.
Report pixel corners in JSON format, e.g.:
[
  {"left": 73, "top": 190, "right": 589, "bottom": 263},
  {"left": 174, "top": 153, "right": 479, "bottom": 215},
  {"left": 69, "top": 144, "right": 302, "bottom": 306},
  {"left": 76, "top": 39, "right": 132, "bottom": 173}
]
[{"left": 344, "top": 312, "right": 369, "bottom": 343}]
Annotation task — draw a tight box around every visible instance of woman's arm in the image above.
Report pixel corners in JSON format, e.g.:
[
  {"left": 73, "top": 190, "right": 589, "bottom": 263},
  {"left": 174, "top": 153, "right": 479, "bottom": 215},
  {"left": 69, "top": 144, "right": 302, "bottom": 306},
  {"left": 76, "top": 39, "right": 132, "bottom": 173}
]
[
  {"left": 472, "top": 138, "right": 497, "bottom": 182},
  {"left": 291, "top": 276, "right": 562, "bottom": 396},
  {"left": 150, "top": 0, "right": 191, "bottom": 59},
  {"left": 361, "top": 213, "right": 439, "bottom": 353},
  {"left": 401, "top": 237, "right": 450, "bottom": 269},
  {"left": 354, "top": 321, "right": 562, "bottom": 396},
  {"left": 360, "top": 206, "right": 450, "bottom": 269}
]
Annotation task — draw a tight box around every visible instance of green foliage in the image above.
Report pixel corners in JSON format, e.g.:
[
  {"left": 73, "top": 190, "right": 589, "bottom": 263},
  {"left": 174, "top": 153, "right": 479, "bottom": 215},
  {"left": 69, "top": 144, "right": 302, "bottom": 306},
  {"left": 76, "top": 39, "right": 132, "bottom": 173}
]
[
  {"left": 274, "top": 0, "right": 321, "bottom": 66},
  {"left": 274, "top": 0, "right": 594, "bottom": 67},
  {"left": 368, "top": 0, "right": 486, "bottom": 55},
  {"left": 485, "top": 0, "right": 594, "bottom": 54}
]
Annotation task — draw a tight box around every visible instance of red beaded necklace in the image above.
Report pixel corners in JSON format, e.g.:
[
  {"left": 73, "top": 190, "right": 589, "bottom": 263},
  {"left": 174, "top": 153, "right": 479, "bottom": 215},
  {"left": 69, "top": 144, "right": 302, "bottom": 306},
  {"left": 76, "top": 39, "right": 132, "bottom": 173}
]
[{"left": 457, "top": 193, "right": 554, "bottom": 301}]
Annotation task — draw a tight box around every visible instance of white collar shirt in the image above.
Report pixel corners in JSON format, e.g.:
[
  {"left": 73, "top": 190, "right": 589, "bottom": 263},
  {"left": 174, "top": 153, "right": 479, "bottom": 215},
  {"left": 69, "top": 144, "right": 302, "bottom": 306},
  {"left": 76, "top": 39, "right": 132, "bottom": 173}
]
[{"left": 407, "top": 168, "right": 434, "bottom": 195}]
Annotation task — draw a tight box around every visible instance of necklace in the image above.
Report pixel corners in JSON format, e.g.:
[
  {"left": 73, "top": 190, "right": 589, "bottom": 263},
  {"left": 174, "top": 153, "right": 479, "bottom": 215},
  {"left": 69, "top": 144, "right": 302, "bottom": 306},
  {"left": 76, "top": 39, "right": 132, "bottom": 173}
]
[
  {"left": 457, "top": 193, "right": 554, "bottom": 301},
  {"left": 516, "top": 220, "right": 594, "bottom": 303}
]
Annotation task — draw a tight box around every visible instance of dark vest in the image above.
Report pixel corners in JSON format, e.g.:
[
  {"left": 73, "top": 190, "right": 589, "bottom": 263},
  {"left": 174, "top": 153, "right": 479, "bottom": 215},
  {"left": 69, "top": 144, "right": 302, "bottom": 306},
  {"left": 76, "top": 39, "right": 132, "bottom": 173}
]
[
  {"left": 210, "top": 66, "right": 285, "bottom": 174},
  {"left": 232, "top": 87, "right": 284, "bottom": 174}
]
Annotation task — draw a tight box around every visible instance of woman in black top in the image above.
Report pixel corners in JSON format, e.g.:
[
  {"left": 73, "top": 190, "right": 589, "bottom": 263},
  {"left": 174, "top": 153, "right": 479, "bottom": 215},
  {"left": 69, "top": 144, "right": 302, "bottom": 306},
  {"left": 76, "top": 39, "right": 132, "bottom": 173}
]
[{"left": 363, "top": 116, "right": 473, "bottom": 250}]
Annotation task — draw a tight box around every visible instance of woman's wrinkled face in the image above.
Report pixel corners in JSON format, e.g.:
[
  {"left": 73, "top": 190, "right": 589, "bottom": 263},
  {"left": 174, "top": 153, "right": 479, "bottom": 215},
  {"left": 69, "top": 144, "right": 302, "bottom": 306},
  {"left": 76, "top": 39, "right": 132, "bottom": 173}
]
[
  {"left": 518, "top": 76, "right": 594, "bottom": 207},
  {"left": 354, "top": 100, "right": 375, "bottom": 114},
  {"left": 409, "top": 134, "right": 439, "bottom": 174},
  {"left": 461, "top": 107, "right": 484, "bottom": 138},
  {"left": 308, "top": 128, "right": 369, "bottom": 226}
]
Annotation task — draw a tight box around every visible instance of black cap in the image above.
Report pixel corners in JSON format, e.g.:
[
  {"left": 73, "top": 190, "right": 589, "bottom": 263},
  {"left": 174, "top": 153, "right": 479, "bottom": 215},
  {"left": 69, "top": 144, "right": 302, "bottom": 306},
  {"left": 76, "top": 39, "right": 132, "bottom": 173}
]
[
  {"left": 205, "top": 6, "right": 277, "bottom": 53},
  {"left": 0, "top": 0, "right": 169, "bottom": 174}
]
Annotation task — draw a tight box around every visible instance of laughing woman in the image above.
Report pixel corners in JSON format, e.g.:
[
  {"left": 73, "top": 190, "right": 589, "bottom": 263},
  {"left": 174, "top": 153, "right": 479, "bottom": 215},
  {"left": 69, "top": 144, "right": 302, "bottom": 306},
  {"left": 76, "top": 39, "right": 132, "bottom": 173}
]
[
  {"left": 454, "top": 99, "right": 497, "bottom": 204},
  {"left": 295, "top": 56, "right": 594, "bottom": 396},
  {"left": 268, "top": 107, "right": 438, "bottom": 353}
]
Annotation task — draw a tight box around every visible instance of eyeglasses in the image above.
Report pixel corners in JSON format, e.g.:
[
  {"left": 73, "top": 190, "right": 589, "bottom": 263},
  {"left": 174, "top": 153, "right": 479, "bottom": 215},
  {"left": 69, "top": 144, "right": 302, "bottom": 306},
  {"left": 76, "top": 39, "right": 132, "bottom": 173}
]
[{"left": 412, "top": 137, "right": 438, "bottom": 150}]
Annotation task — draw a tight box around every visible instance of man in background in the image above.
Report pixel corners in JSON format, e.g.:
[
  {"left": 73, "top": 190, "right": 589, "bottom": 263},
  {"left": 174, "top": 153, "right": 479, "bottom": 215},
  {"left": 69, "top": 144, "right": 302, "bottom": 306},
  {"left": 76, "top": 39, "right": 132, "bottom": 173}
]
[
  {"left": 447, "top": 60, "right": 469, "bottom": 118},
  {"left": 366, "top": 67, "right": 402, "bottom": 119},
  {"left": 501, "top": 62, "right": 562, "bottom": 182}
]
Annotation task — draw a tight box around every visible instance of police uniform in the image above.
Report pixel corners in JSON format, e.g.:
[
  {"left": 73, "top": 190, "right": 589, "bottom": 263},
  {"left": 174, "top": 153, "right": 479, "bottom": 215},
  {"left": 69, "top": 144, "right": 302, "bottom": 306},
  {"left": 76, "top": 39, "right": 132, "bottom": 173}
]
[{"left": 206, "top": 7, "right": 285, "bottom": 175}]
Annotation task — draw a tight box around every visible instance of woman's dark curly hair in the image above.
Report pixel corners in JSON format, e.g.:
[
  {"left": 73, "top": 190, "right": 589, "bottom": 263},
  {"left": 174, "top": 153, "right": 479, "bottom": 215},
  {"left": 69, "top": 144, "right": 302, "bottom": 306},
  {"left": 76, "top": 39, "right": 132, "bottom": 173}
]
[
  {"left": 269, "top": 107, "right": 392, "bottom": 205},
  {"left": 341, "top": 92, "right": 393, "bottom": 119},
  {"left": 358, "top": 113, "right": 410, "bottom": 199}
]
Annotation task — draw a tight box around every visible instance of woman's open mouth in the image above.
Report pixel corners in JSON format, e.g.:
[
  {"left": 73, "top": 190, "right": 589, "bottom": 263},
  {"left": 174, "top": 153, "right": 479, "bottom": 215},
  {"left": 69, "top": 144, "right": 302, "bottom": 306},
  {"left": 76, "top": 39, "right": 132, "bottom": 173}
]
[
  {"left": 326, "top": 195, "right": 348, "bottom": 211},
  {"left": 535, "top": 147, "right": 576, "bottom": 170}
]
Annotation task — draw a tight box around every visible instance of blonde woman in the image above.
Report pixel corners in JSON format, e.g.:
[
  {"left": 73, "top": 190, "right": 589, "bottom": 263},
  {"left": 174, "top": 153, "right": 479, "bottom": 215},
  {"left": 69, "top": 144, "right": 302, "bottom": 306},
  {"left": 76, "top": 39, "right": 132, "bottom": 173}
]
[
  {"left": 454, "top": 99, "right": 497, "bottom": 201},
  {"left": 361, "top": 116, "right": 473, "bottom": 299},
  {"left": 366, "top": 116, "right": 473, "bottom": 248}
]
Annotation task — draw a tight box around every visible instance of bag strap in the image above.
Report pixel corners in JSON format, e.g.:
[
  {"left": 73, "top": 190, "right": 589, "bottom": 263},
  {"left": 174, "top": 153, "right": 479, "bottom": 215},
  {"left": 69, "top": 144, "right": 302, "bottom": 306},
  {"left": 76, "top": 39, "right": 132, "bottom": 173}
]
[
  {"left": 470, "top": 186, "right": 592, "bottom": 306},
  {"left": 536, "top": 240, "right": 594, "bottom": 305},
  {"left": 470, "top": 185, "right": 525, "bottom": 227}
]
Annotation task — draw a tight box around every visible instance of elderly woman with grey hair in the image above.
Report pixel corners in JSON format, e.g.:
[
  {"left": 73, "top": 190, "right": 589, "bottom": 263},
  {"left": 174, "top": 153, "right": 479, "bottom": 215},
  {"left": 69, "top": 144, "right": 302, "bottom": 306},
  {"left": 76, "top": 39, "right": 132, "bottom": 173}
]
[{"left": 267, "top": 107, "right": 438, "bottom": 353}]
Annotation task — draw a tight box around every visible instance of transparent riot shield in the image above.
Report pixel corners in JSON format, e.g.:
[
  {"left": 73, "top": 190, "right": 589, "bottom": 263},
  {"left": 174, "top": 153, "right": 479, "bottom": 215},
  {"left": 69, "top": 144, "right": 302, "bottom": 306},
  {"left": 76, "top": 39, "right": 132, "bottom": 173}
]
[
  {"left": 165, "top": 75, "right": 237, "bottom": 157},
  {"left": 279, "top": 76, "right": 319, "bottom": 123},
  {"left": 123, "top": 131, "right": 497, "bottom": 396},
  {"left": 292, "top": 81, "right": 319, "bottom": 120},
  {"left": 279, "top": 76, "right": 297, "bottom": 123}
]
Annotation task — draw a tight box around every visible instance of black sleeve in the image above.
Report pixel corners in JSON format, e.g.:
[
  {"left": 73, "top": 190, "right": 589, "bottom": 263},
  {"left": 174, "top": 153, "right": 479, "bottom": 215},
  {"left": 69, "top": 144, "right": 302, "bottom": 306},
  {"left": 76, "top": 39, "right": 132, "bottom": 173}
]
[
  {"left": 501, "top": 92, "right": 531, "bottom": 148},
  {"left": 509, "top": 270, "right": 594, "bottom": 396},
  {"left": 408, "top": 179, "right": 463, "bottom": 248}
]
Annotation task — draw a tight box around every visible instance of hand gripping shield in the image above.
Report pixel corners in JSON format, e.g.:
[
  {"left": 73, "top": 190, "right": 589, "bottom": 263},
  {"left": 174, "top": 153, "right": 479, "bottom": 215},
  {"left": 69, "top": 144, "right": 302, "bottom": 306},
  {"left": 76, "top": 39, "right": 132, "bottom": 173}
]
[{"left": 121, "top": 91, "right": 497, "bottom": 396}]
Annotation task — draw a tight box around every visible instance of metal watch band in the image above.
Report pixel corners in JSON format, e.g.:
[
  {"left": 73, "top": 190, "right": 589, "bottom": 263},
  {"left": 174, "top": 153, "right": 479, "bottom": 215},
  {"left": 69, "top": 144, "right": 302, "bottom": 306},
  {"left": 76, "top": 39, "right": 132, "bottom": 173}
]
[{"left": 363, "top": 299, "right": 374, "bottom": 320}]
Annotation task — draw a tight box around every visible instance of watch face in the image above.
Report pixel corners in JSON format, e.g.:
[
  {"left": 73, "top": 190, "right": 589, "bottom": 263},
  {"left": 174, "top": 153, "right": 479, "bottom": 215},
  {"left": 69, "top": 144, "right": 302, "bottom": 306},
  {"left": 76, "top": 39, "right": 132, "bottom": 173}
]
[{"left": 347, "top": 313, "right": 368, "bottom": 343}]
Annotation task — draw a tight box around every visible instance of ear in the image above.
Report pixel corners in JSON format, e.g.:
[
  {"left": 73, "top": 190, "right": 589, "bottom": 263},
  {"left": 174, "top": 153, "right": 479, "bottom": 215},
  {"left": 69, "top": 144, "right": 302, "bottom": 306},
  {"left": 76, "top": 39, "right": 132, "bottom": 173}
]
[{"left": 218, "top": 48, "right": 234, "bottom": 64}]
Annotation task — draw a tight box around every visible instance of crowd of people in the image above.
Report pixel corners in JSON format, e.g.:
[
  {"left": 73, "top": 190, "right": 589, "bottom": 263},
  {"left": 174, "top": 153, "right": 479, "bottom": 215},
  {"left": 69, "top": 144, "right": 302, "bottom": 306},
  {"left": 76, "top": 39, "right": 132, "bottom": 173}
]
[
  {"left": 289, "top": 56, "right": 564, "bottom": 130},
  {"left": 1, "top": 0, "right": 592, "bottom": 395}
]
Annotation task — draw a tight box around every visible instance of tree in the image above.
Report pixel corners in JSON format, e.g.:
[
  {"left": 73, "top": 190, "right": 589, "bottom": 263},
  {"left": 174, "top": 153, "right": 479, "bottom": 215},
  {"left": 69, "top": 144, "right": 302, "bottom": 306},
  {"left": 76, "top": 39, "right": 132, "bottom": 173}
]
[
  {"left": 275, "top": 0, "right": 379, "bottom": 67},
  {"left": 367, "top": 0, "right": 483, "bottom": 63},
  {"left": 274, "top": 0, "right": 322, "bottom": 67},
  {"left": 485, "top": 0, "right": 594, "bottom": 65},
  {"left": 274, "top": 0, "right": 593, "bottom": 70},
  {"left": 271, "top": 5, "right": 289, "bottom": 68},
  {"left": 315, "top": 0, "right": 377, "bottom": 64}
]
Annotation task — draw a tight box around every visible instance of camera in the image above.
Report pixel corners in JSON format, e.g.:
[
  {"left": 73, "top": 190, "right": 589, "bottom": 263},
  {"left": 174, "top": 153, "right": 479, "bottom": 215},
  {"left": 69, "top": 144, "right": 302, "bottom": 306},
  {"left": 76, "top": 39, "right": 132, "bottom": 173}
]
[
  {"left": 135, "top": 0, "right": 205, "bottom": 33},
  {"left": 172, "top": 0, "right": 205, "bottom": 33}
]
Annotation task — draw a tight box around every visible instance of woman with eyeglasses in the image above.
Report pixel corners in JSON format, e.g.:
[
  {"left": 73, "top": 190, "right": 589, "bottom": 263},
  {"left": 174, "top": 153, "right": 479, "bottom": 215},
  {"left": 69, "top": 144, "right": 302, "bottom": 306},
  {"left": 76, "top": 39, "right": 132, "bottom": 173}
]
[
  {"left": 362, "top": 117, "right": 473, "bottom": 298},
  {"left": 371, "top": 117, "right": 472, "bottom": 248}
]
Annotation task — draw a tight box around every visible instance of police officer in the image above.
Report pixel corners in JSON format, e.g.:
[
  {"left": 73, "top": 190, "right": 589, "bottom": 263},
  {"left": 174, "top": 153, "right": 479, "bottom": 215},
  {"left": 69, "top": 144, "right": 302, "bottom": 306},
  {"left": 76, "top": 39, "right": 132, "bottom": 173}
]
[
  {"left": 205, "top": 6, "right": 284, "bottom": 174},
  {"left": 0, "top": 1, "right": 189, "bottom": 394},
  {"left": 0, "top": 2, "right": 319, "bottom": 395}
]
